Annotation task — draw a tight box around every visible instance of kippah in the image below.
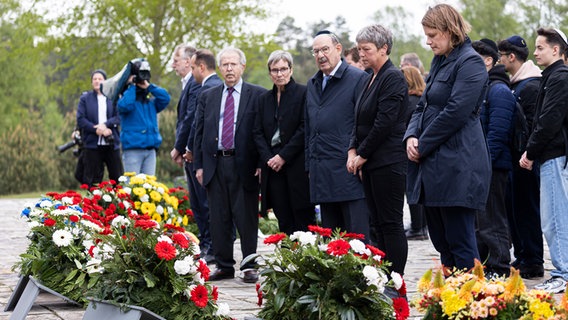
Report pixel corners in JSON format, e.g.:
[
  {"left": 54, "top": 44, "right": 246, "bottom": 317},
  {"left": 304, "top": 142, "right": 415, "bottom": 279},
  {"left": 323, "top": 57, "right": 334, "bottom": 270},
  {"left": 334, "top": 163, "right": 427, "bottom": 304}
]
[
  {"left": 553, "top": 28, "right": 568, "bottom": 46},
  {"left": 315, "top": 30, "right": 332, "bottom": 36}
]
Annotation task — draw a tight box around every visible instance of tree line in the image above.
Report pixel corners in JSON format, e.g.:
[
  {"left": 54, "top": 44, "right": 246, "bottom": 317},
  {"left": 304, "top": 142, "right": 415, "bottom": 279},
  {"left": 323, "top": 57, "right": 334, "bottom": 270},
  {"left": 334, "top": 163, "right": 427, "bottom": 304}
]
[{"left": 1, "top": 0, "right": 566, "bottom": 195}]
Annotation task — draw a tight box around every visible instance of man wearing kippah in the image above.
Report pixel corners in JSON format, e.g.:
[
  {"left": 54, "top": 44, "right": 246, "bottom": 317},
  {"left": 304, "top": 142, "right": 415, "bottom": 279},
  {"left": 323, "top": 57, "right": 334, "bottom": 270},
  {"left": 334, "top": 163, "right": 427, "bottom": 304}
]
[
  {"left": 497, "top": 35, "right": 544, "bottom": 280},
  {"left": 520, "top": 27, "right": 568, "bottom": 294}
]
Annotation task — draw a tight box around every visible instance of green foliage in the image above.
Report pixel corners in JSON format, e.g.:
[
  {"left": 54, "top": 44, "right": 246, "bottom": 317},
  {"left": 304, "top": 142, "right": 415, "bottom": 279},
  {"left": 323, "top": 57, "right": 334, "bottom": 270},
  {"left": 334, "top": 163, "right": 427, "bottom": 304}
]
[{"left": 460, "top": 0, "right": 522, "bottom": 41}]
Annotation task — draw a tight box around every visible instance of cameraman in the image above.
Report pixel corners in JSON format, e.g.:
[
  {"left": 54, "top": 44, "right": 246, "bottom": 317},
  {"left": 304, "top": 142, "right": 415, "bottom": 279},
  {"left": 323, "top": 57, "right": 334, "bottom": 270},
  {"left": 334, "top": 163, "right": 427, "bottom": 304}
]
[
  {"left": 77, "top": 69, "right": 124, "bottom": 187},
  {"left": 117, "top": 60, "right": 171, "bottom": 175}
]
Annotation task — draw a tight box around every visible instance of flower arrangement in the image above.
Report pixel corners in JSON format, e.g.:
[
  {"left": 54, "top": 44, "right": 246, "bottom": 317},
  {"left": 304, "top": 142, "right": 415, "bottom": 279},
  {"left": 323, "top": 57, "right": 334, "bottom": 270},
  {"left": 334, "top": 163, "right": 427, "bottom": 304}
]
[
  {"left": 85, "top": 212, "right": 230, "bottom": 319},
  {"left": 413, "top": 259, "right": 568, "bottom": 319},
  {"left": 249, "top": 225, "right": 409, "bottom": 320}
]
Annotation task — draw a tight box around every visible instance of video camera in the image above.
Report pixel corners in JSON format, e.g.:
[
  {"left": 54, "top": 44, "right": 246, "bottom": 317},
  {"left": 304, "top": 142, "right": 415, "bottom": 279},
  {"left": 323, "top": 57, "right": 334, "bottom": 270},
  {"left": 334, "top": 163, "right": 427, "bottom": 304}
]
[
  {"left": 57, "top": 131, "right": 82, "bottom": 156},
  {"left": 100, "top": 58, "right": 151, "bottom": 106},
  {"left": 131, "top": 59, "right": 151, "bottom": 84}
]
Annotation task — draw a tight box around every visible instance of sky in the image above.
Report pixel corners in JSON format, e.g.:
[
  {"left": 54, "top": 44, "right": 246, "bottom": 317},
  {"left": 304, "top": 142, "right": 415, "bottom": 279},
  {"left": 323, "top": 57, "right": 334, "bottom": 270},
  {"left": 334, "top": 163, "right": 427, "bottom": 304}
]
[{"left": 261, "top": 0, "right": 457, "bottom": 41}]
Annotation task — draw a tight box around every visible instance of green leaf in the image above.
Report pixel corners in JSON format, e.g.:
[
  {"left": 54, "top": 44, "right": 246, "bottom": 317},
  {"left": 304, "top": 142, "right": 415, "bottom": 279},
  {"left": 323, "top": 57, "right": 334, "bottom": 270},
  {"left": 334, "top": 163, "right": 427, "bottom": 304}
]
[{"left": 304, "top": 272, "right": 321, "bottom": 281}]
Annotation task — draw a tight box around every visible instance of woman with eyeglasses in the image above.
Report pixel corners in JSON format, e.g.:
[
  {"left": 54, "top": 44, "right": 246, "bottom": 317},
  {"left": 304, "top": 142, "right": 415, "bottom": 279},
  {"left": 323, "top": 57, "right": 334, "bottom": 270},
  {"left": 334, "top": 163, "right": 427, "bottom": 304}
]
[{"left": 253, "top": 50, "right": 315, "bottom": 235}]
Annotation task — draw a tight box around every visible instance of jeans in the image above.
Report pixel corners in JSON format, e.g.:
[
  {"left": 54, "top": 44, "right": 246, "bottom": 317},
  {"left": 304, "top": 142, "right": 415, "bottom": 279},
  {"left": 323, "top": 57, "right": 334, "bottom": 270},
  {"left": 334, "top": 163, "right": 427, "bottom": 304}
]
[
  {"left": 540, "top": 156, "right": 568, "bottom": 280},
  {"left": 122, "top": 148, "right": 156, "bottom": 175}
]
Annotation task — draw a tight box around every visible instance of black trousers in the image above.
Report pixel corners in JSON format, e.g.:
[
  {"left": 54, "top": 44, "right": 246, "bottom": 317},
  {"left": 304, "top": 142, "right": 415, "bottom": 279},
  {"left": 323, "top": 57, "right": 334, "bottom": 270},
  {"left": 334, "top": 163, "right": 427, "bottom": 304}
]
[
  {"left": 82, "top": 146, "right": 123, "bottom": 187},
  {"left": 507, "top": 166, "right": 544, "bottom": 266},
  {"left": 320, "top": 198, "right": 370, "bottom": 242},
  {"left": 476, "top": 169, "right": 511, "bottom": 275},
  {"left": 362, "top": 161, "right": 407, "bottom": 275},
  {"left": 267, "top": 169, "right": 315, "bottom": 235},
  {"left": 426, "top": 206, "right": 480, "bottom": 270},
  {"left": 207, "top": 156, "right": 258, "bottom": 271},
  {"left": 185, "top": 162, "right": 211, "bottom": 255}
]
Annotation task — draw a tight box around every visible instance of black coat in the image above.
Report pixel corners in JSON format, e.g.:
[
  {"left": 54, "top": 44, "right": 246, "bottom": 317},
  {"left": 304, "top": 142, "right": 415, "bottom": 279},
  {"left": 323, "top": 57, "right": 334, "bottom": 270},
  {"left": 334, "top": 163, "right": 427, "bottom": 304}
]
[
  {"left": 349, "top": 59, "right": 409, "bottom": 170},
  {"left": 526, "top": 60, "right": 568, "bottom": 163},
  {"left": 253, "top": 79, "right": 311, "bottom": 215}
]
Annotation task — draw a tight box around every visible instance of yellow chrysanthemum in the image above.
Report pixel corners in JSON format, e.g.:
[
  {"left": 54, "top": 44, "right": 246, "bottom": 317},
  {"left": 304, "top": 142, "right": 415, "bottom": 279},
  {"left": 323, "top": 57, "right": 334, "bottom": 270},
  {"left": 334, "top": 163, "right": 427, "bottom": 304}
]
[
  {"left": 529, "top": 300, "right": 555, "bottom": 319},
  {"left": 124, "top": 172, "right": 136, "bottom": 177},
  {"left": 129, "top": 176, "right": 145, "bottom": 185},
  {"left": 140, "top": 202, "right": 156, "bottom": 215},
  {"left": 169, "top": 197, "right": 179, "bottom": 210},
  {"left": 440, "top": 289, "right": 467, "bottom": 316},
  {"left": 152, "top": 213, "right": 162, "bottom": 222},
  {"left": 132, "top": 187, "right": 146, "bottom": 197},
  {"left": 134, "top": 201, "right": 141, "bottom": 209},
  {"left": 182, "top": 215, "right": 189, "bottom": 226},
  {"left": 149, "top": 190, "right": 162, "bottom": 202}
]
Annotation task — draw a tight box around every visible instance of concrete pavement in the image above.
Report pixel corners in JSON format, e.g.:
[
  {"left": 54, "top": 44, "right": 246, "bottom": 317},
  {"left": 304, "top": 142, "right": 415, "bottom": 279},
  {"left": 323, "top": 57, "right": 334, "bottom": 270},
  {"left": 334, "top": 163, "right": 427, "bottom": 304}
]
[{"left": 0, "top": 198, "right": 553, "bottom": 319}]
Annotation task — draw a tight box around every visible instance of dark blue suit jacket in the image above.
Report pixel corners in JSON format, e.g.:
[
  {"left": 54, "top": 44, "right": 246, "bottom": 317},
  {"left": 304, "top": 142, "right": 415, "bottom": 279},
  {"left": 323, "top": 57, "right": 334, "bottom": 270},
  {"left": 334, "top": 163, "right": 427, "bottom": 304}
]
[
  {"left": 193, "top": 80, "right": 267, "bottom": 191},
  {"left": 174, "top": 77, "right": 201, "bottom": 153},
  {"left": 77, "top": 90, "right": 121, "bottom": 150},
  {"left": 187, "top": 74, "right": 223, "bottom": 152}
]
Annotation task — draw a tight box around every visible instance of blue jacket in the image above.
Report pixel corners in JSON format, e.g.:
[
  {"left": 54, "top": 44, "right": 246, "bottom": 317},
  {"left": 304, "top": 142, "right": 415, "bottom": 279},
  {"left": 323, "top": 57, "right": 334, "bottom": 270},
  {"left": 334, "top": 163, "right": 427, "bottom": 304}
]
[
  {"left": 117, "top": 84, "right": 170, "bottom": 150},
  {"left": 481, "top": 65, "right": 515, "bottom": 170},
  {"left": 77, "top": 90, "right": 121, "bottom": 150},
  {"left": 404, "top": 38, "right": 491, "bottom": 210},
  {"left": 305, "top": 61, "right": 368, "bottom": 203}
]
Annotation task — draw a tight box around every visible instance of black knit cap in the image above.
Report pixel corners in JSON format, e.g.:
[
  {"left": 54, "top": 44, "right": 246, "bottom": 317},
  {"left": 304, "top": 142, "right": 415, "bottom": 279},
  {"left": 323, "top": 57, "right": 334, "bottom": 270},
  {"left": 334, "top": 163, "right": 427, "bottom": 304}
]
[
  {"left": 91, "top": 69, "right": 107, "bottom": 80},
  {"left": 473, "top": 38, "right": 499, "bottom": 62}
]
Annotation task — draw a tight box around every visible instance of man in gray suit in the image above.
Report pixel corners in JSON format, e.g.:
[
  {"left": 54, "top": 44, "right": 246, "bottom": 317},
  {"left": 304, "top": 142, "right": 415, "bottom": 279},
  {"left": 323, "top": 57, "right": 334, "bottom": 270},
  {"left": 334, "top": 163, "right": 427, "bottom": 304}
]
[{"left": 193, "top": 47, "right": 266, "bottom": 283}]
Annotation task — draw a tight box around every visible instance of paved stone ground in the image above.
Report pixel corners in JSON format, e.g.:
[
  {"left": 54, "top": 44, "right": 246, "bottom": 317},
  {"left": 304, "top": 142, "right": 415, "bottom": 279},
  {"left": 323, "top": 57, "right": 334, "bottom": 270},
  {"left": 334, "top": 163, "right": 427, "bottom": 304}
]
[{"left": 0, "top": 198, "right": 554, "bottom": 320}]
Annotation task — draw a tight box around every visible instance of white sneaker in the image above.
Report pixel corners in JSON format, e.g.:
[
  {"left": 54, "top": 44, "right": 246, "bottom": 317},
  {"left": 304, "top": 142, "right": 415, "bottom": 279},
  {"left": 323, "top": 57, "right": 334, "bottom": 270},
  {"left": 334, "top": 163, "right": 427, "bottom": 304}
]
[{"left": 534, "top": 276, "right": 567, "bottom": 293}]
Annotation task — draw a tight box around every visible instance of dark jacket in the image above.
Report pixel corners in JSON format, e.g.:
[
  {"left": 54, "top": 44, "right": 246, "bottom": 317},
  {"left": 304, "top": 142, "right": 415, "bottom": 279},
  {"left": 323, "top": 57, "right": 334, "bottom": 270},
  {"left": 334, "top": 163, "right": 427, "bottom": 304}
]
[
  {"left": 349, "top": 59, "right": 409, "bottom": 170},
  {"left": 253, "top": 79, "right": 311, "bottom": 214},
  {"left": 526, "top": 60, "right": 568, "bottom": 163},
  {"left": 305, "top": 61, "right": 368, "bottom": 203},
  {"left": 77, "top": 90, "right": 121, "bottom": 150},
  {"left": 193, "top": 81, "right": 267, "bottom": 191},
  {"left": 404, "top": 38, "right": 491, "bottom": 210},
  {"left": 174, "top": 77, "right": 201, "bottom": 153},
  {"left": 187, "top": 74, "right": 223, "bottom": 152},
  {"left": 481, "top": 64, "right": 515, "bottom": 170}
]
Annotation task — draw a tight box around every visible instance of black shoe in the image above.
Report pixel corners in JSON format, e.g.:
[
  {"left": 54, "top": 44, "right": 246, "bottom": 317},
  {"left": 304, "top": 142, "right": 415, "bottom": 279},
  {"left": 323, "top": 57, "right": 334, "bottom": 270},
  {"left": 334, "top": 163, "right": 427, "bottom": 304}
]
[
  {"left": 405, "top": 228, "right": 428, "bottom": 240},
  {"left": 242, "top": 269, "right": 259, "bottom": 283},
  {"left": 209, "top": 268, "right": 235, "bottom": 281},
  {"left": 520, "top": 264, "right": 544, "bottom": 279},
  {"left": 511, "top": 259, "right": 522, "bottom": 269}
]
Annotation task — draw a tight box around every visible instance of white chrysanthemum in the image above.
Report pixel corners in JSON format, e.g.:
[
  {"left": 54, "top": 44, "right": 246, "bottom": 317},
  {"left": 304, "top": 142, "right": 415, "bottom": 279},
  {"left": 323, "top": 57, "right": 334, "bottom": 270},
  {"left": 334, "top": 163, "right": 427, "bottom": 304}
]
[
  {"left": 363, "top": 265, "right": 380, "bottom": 286},
  {"left": 174, "top": 259, "right": 192, "bottom": 275},
  {"left": 29, "top": 208, "right": 44, "bottom": 218},
  {"left": 157, "top": 187, "right": 165, "bottom": 194},
  {"left": 86, "top": 259, "right": 104, "bottom": 273},
  {"left": 156, "top": 205, "right": 164, "bottom": 214},
  {"left": 168, "top": 207, "right": 173, "bottom": 214},
  {"left": 52, "top": 229, "right": 73, "bottom": 247},
  {"left": 28, "top": 221, "right": 41, "bottom": 228},
  {"left": 192, "top": 243, "right": 201, "bottom": 256},
  {"left": 215, "top": 303, "right": 230, "bottom": 317},
  {"left": 349, "top": 239, "right": 369, "bottom": 255},
  {"left": 318, "top": 244, "right": 328, "bottom": 252},
  {"left": 39, "top": 199, "right": 53, "bottom": 208},
  {"left": 122, "top": 200, "right": 131, "bottom": 209},
  {"left": 157, "top": 235, "right": 173, "bottom": 243},
  {"left": 193, "top": 272, "right": 205, "bottom": 284},
  {"left": 118, "top": 176, "right": 128, "bottom": 183},
  {"left": 143, "top": 183, "right": 152, "bottom": 189},
  {"left": 102, "top": 194, "right": 113, "bottom": 202},
  {"left": 140, "top": 194, "right": 150, "bottom": 203},
  {"left": 83, "top": 239, "right": 94, "bottom": 250},
  {"left": 80, "top": 220, "right": 104, "bottom": 232},
  {"left": 111, "top": 216, "right": 130, "bottom": 228},
  {"left": 373, "top": 255, "right": 382, "bottom": 263},
  {"left": 92, "top": 189, "right": 102, "bottom": 196},
  {"left": 290, "top": 231, "right": 317, "bottom": 245},
  {"left": 391, "top": 271, "right": 403, "bottom": 290},
  {"left": 61, "top": 196, "right": 74, "bottom": 205},
  {"left": 122, "top": 187, "right": 132, "bottom": 194}
]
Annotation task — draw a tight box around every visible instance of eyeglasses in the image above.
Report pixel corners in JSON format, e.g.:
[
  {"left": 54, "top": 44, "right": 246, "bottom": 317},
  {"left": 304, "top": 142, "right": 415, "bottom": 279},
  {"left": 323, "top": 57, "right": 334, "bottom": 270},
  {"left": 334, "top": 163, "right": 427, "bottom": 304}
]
[
  {"left": 499, "top": 52, "right": 511, "bottom": 57},
  {"left": 220, "top": 62, "right": 239, "bottom": 70},
  {"left": 311, "top": 46, "right": 331, "bottom": 57},
  {"left": 269, "top": 67, "right": 290, "bottom": 75}
]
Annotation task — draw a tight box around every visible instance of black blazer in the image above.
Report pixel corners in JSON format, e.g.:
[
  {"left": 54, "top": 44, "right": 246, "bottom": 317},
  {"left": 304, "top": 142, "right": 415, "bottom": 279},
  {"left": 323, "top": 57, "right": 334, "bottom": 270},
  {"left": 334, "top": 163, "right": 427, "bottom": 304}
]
[
  {"left": 174, "top": 77, "right": 201, "bottom": 153},
  {"left": 76, "top": 90, "right": 121, "bottom": 150},
  {"left": 349, "top": 59, "right": 409, "bottom": 170},
  {"left": 253, "top": 79, "right": 310, "bottom": 214},
  {"left": 193, "top": 81, "right": 267, "bottom": 191}
]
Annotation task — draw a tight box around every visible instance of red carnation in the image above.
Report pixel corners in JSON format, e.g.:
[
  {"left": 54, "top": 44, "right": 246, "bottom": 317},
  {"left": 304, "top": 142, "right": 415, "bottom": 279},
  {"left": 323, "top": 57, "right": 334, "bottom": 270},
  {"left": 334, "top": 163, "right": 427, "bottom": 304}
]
[
  {"left": 263, "top": 233, "right": 286, "bottom": 245},
  {"left": 80, "top": 184, "right": 89, "bottom": 190},
  {"left": 135, "top": 219, "right": 157, "bottom": 229},
  {"left": 365, "top": 244, "right": 386, "bottom": 258},
  {"left": 155, "top": 241, "right": 177, "bottom": 260},
  {"left": 340, "top": 232, "right": 365, "bottom": 240},
  {"left": 256, "top": 283, "right": 263, "bottom": 307},
  {"left": 69, "top": 215, "right": 79, "bottom": 223},
  {"left": 164, "top": 224, "right": 185, "bottom": 232},
  {"left": 393, "top": 297, "right": 410, "bottom": 320},
  {"left": 212, "top": 286, "right": 219, "bottom": 301},
  {"left": 190, "top": 285, "right": 209, "bottom": 308},
  {"left": 398, "top": 280, "right": 407, "bottom": 296},
  {"left": 308, "top": 225, "right": 332, "bottom": 237},
  {"left": 326, "top": 239, "right": 350, "bottom": 256},
  {"left": 197, "top": 259, "right": 210, "bottom": 281},
  {"left": 43, "top": 218, "right": 56, "bottom": 227},
  {"left": 172, "top": 233, "right": 190, "bottom": 249}
]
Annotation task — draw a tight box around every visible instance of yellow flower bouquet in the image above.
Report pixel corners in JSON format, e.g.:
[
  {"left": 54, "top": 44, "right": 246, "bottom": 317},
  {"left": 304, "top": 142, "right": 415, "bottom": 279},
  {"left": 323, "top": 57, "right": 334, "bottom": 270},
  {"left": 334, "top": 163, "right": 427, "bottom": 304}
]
[{"left": 413, "top": 259, "right": 568, "bottom": 319}]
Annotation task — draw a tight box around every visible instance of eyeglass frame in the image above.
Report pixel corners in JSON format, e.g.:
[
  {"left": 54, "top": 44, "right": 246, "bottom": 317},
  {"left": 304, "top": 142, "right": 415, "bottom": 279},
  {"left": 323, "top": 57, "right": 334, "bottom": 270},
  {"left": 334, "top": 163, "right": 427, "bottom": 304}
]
[
  {"left": 311, "top": 46, "right": 332, "bottom": 57},
  {"left": 269, "top": 67, "right": 291, "bottom": 75}
]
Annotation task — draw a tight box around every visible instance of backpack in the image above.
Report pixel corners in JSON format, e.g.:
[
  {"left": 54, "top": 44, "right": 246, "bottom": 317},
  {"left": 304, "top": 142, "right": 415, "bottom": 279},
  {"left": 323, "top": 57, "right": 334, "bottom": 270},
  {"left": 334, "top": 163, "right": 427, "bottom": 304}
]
[{"left": 510, "top": 78, "right": 537, "bottom": 153}]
